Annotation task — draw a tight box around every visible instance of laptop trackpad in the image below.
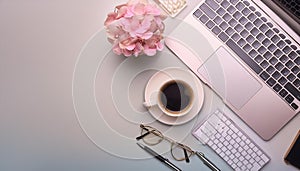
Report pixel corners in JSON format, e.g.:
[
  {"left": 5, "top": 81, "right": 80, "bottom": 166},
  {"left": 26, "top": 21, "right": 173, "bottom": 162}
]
[{"left": 198, "top": 47, "right": 262, "bottom": 109}]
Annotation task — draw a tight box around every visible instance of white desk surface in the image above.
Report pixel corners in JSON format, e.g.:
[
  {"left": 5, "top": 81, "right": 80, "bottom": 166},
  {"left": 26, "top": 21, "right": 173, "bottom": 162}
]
[{"left": 0, "top": 0, "right": 299, "bottom": 171}]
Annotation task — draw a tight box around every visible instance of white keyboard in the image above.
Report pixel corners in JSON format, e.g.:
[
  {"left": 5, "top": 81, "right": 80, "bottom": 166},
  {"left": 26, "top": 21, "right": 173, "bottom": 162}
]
[{"left": 193, "top": 109, "right": 270, "bottom": 171}]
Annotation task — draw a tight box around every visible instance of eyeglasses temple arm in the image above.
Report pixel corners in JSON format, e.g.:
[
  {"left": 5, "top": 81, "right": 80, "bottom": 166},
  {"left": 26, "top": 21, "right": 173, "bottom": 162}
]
[
  {"left": 136, "top": 131, "right": 150, "bottom": 140},
  {"left": 183, "top": 148, "right": 190, "bottom": 163}
]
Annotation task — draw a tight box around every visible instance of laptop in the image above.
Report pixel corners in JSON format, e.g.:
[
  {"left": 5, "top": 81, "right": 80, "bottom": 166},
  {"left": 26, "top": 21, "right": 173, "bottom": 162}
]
[{"left": 165, "top": 0, "right": 300, "bottom": 140}]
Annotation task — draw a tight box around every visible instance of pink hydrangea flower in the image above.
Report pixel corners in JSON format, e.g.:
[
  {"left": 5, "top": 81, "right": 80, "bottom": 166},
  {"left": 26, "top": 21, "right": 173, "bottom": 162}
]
[{"left": 104, "top": 0, "right": 166, "bottom": 57}]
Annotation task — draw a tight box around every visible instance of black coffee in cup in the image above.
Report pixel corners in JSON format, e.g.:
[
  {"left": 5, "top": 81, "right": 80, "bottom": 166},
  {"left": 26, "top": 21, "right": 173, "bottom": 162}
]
[{"left": 160, "top": 80, "right": 193, "bottom": 113}]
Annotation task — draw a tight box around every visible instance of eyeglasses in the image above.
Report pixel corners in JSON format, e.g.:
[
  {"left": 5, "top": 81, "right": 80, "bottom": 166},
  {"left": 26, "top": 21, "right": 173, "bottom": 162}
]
[
  {"left": 136, "top": 124, "right": 195, "bottom": 163},
  {"left": 136, "top": 124, "right": 221, "bottom": 171}
]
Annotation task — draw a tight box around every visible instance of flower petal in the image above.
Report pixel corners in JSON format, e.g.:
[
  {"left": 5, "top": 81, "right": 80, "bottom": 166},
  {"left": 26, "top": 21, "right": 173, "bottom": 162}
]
[
  {"left": 140, "top": 31, "right": 153, "bottom": 39},
  {"left": 144, "top": 46, "right": 157, "bottom": 56},
  {"left": 104, "top": 12, "right": 117, "bottom": 26},
  {"left": 133, "top": 3, "right": 146, "bottom": 15}
]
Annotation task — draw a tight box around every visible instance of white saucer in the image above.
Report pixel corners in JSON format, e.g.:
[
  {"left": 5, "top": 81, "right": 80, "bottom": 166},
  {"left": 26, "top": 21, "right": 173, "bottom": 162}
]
[{"left": 144, "top": 67, "right": 204, "bottom": 125}]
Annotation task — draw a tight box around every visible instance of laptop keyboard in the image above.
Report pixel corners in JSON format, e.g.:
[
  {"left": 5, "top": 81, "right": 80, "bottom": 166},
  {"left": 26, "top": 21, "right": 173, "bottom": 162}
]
[
  {"left": 193, "top": 109, "right": 270, "bottom": 171},
  {"left": 193, "top": 0, "right": 300, "bottom": 110}
]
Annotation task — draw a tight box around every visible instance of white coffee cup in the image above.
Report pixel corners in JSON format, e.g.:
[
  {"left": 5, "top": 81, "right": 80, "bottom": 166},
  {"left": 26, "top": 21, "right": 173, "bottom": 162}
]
[{"left": 143, "top": 79, "right": 195, "bottom": 117}]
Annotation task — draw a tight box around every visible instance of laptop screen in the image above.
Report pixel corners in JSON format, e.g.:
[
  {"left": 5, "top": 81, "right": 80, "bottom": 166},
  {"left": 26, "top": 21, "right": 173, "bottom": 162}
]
[{"left": 272, "top": 0, "right": 300, "bottom": 24}]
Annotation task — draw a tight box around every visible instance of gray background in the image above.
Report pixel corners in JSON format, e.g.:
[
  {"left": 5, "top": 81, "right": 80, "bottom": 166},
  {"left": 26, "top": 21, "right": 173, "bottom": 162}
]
[{"left": 0, "top": 0, "right": 299, "bottom": 171}]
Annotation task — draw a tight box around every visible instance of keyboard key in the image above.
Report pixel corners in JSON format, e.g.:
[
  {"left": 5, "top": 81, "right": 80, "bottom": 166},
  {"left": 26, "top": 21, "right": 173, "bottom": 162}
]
[
  {"left": 262, "top": 39, "right": 271, "bottom": 47},
  {"left": 273, "top": 28, "right": 279, "bottom": 33},
  {"left": 241, "top": 30, "right": 249, "bottom": 38},
  {"left": 274, "top": 49, "right": 283, "bottom": 58},
  {"left": 243, "top": 44, "right": 252, "bottom": 52},
  {"left": 225, "top": 27, "right": 235, "bottom": 36},
  {"left": 285, "top": 83, "right": 300, "bottom": 101},
  {"left": 260, "top": 60, "right": 269, "bottom": 69},
  {"left": 260, "top": 71, "right": 270, "bottom": 81},
  {"left": 268, "top": 44, "right": 277, "bottom": 52},
  {"left": 277, "top": 40, "right": 286, "bottom": 49},
  {"left": 288, "top": 51, "right": 297, "bottom": 59},
  {"left": 255, "top": 55, "right": 263, "bottom": 63},
  {"left": 213, "top": 16, "right": 222, "bottom": 24},
  {"left": 273, "top": 84, "right": 282, "bottom": 92},
  {"left": 228, "top": 18, "right": 238, "bottom": 27},
  {"left": 285, "top": 60, "right": 295, "bottom": 69},
  {"left": 249, "top": 49, "right": 258, "bottom": 58},
  {"left": 285, "top": 94, "right": 294, "bottom": 104},
  {"left": 246, "top": 35, "right": 255, "bottom": 43},
  {"left": 219, "top": 32, "right": 229, "bottom": 42},
  {"left": 250, "top": 27, "right": 259, "bottom": 36},
  {"left": 212, "top": 26, "right": 221, "bottom": 35},
  {"left": 206, "top": 20, "right": 215, "bottom": 29},
  {"left": 259, "top": 24, "right": 268, "bottom": 32},
  {"left": 266, "top": 66, "right": 275, "bottom": 74},
  {"left": 279, "top": 33, "right": 286, "bottom": 39},
  {"left": 237, "top": 38, "right": 246, "bottom": 47},
  {"left": 200, "top": 3, "right": 216, "bottom": 19},
  {"left": 265, "top": 30, "right": 274, "bottom": 38},
  {"left": 247, "top": 13, "right": 257, "bottom": 21},
  {"left": 254, "top": 18, "right": 263, "bottom": 27},
  {"left": 279, "top": 89, "right": 288, "bottom": 97},
  {"left": 227, "top": 39, "right": 263, "bottom": 74},
  {"left": 280, "top": 55, "right": 289, "bottom": 63},
  {"left": 220, "top": 21, "right": 229, "bottom": 30},
  {"left": 236, "top": 2, "right": 245, "bottom": 10},
  {"left": 223, "top": 13, "right": 232, "bottom": 21},
  {"left": 245, "top": 22, "right": 254, "bottom": 30},
  {"left": 250, "top": 5, "right": 256, "bottom": 11},
  {"left": 242, "top": 7, "right": 251, "bottom": 16},
  {"left": 221, "top": 0, "right": 230, "bottom": 8},
  {"left": 267, "top": 78, "right": 276, "bottom": 87},
  {"left": 287, "top": 73, "right": 296, "bottom": 82},
  {"left": 243, "top": 0, "right": 250, "bottom": 6},
  {"left": 272, "top": 71, "right": 281, "bottom": 80},
  {"left": 193, "top": 9, "right": 203, "bottom": 18},
  {"left": 269, "top": 57, "right": 278, "bottom": 65},
  {"left": 206, "top": 0, "right": 219, "bottom": 10},
  {"left": 285, "top": 39, "right": 292, "bottom": 44},
  {"left": 255, "top": 11, "right": 261, "bottom": 17},
  {"left": 233, "top": 11, "right": 242, "bottom": 20},
  {"left": 217, "top": 7, "right": 226, "bottom": 16},
  {"left": 263, "top": 51, "right": 272, "bottom": 59},
  {"left": 293, "top": 79, "right": 300, "bottom": 87},
  {"left": 232, "top": 33, "right": 241, "bottom": 41},
  {"left": 252, "top": 40, "right": 261, "bottom": 49},
  {"left": 258, "top": 46, "right": 267, "bottom": 54},
  {"left": 291, "top": 45, "right": 297, "bottom": 50},
  {"left": 291, "top": 66, "right": 300, "bottom": 75},
  {"left": 266, "top": 22, "right": 273, "bottom": 28},
  {"left": 200, "top": 15, "right": 209, "bottom": 23},
  {"left": 239, "top": 16, "right": 248, "bottom": 25},
  {"left": 227, "top": 5, "right": 236, "bottom": 14},
  {"left": 271, "top": 35, "right": 280, "bottom": 43},
  {"left": 256, "top": 33, "right": 265, "bottom": 42},
  {"left": 281, "top": 68, "right": 290, "bottom": 76},
  {"left": 291, "top": 103, "right": 298, "bottom": 110},
  {"left": 234, "top": 24, "right": 243, "bottom": 32},
  {"left": 283, "top": 46, "right": 292, "bottom": 54},
  {"left": 275, "top": 63, "right": 285, "bottom": 71},
  {"left": 279, "top": 77, "right": 287, "bottom": 85},
  {"left": 230, "top": 0, "right": 238, "bottom": 5},
  {"left": 295, "top": 57, "right": 300, "bottom": 65}
]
